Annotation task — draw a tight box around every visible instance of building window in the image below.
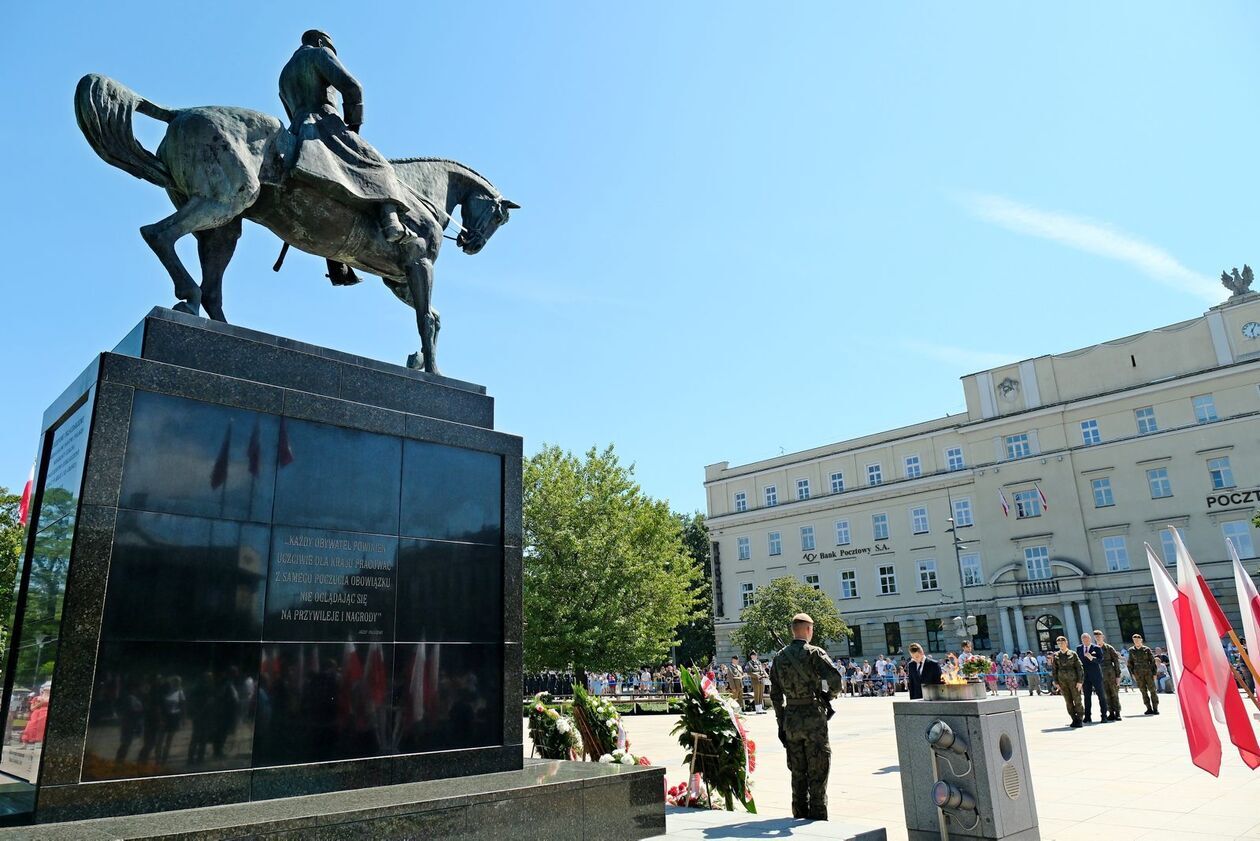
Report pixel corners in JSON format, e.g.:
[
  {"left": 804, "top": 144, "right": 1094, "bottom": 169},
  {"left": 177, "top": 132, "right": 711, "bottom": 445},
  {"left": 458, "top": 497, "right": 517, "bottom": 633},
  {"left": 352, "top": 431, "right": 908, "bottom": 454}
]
[
  {"left": 1193, "top": 394, "right": 1218, "bottom": 424},
  {"left": 1102, "top": 535, "right": 1130, "bottom": 572},
  {"left": 1147, "top": 467, "right": 1173, "bottom": 499},
  {"left": 740, "top": 581, "right": 754, "bottom": 609},
  {"left": 800, "top": 526, "right": 815, "bottom": 551},
  {"left": 835, "top": 519, "right": 851, "bottom": 546},
  {"left": 733, "top": 491, "right": 747, "bottom": 513},
  {"left": 946, "top": 447, "right": 965, "bottom": 471},
  {"left": 1005, "top": 433, "right": 1031, "bottom": 460},
  {"left": 1024, "top": 545, "right": 1051, "bottom": 580},
  {"left": 1159, "top": 527, "right": 1186, "bottom": 564},
  {"left": 973, "top": 615, "right": 992, "bottom": 650},
  {"left": 768, "top": 532, "right": 782, "bottom": 556},
  {"left": 1091, "top": 477, "right": 1114, "bottom": 508},
  {"left": 830, "top": 471, "right": 844, "bottom": 494},
  {"left": 804, "top": 573, "right": 820, "bottom": 590},
  {"left": 1208, "top": 457, "right": 1235, "bottom": 490},
  {"left": 1013, "top": 489, "right": 1042, "bottom": 518},
  {"left": 736, "top": 537, "right": 751, "bottom": 561},
  {"left": 1135, "top": 406, "right": 1158, "bottom": 435},
  {"left": 951, "top": 497, "right": 973, "bottom": 527},
  {"left": 904, "top": 455, "right": 922, "bottom": 479},
  {"left": 1223, "top": 520, "right": 1256, "bottom": 559},
  {"left": 867, "top": 463, "right": 883, "bottom": 486},
  {"left": 840, "top": 569, "right": 859, "bottom": 599},
  {"left": 796, "top": 478, "right": 810, "bottom": 500},
  {"left": 878, "top": 564, "right": 898, "bottom": 595},
  {"left": 910, "top": 506, "right": 930, "bottom": 534},
  {"left": 1081, "top": 419, "right": 1101, "bottom": 446},
  {"left": 764, "top": 485, "right": 778, "bottom": 507},
  {"left": 926, "top": 618, "right": 945, "bottom": 653},
  {"left": 872, "top": 513, "right": 890, "bottom": 541},
  {"left": 1116, "top": 604, "right": 1145, "bottom": 642},
  {"left": 917, "top": 559, "right": 939, "bottom": 591},
  {"left": 849, "top": 626, "right": 863, "bottom": 656},
  {"left": 960, "top": 552, "right": 983, "bottom": 587},
  {"left": 884, "top": 622, "right": 903, "bottom": 655}
]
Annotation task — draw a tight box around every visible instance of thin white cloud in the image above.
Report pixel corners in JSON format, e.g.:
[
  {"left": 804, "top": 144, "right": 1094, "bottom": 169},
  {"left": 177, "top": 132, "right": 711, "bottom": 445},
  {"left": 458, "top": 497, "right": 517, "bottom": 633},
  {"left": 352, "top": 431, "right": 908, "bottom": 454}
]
[
  {"left": 901, "top": 339, "right": 1014, "bottom": 372},
  {"left": 960, "top": 193, "right": 1218, "bottom": 302}
]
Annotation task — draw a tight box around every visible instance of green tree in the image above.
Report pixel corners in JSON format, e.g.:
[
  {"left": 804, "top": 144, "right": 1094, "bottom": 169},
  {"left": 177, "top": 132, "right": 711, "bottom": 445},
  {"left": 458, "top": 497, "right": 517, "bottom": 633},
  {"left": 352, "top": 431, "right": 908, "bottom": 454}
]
[
  {"left": 0, "top": 487, "right": 23, "bottom": 654},
  {"left": 730, "top": 576, "right": 850, "bottom": 656},
  {"left": 523, "top": 445, "right": 702, "bottom": 685},
  {"left": 673, "top": 512, "right": 715, "bottom": 667}
]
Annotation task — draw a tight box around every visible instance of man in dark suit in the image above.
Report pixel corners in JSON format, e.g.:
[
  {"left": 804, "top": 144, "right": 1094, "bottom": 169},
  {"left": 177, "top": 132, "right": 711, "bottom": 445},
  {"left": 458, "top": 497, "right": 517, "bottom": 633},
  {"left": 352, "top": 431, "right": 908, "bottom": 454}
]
[
  {"left": 1076, "top": 632, "right": 1111, "bottom": 723},
  {"left": 907, "top": 643, "right": 943, "bottom": 700}
]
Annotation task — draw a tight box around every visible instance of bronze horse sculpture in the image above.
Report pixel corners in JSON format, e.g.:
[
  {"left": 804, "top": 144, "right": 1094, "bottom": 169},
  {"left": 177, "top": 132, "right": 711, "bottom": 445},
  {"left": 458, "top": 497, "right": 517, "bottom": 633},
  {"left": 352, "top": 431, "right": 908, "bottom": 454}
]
[{"left": 74, "top": 73, "right": 517, "bottom": 374}]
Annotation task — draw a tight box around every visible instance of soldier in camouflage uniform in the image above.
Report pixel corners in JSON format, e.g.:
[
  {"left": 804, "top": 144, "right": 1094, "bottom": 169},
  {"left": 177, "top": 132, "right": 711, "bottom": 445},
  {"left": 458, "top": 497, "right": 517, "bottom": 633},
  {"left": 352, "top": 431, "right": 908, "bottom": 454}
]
[
  {"left": 1126, "top": 633, "right": 1160, "bottom": 715},
  {"left": 770, "top": 612, "right": 843, "bottom": 820},
  {"left": 1093, "top": 630, "right": 1122, "bottom": 721},
  {"left": 1050, "top": 635, "right": 1085, "bottom": 728}
]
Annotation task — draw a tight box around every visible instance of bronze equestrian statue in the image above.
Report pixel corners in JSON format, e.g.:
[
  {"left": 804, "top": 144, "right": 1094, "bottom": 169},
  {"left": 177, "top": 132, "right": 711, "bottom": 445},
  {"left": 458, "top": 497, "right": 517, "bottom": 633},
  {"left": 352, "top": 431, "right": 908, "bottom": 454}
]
[{"left": 74, "top": 30, "right": 518, "bottom": 374}]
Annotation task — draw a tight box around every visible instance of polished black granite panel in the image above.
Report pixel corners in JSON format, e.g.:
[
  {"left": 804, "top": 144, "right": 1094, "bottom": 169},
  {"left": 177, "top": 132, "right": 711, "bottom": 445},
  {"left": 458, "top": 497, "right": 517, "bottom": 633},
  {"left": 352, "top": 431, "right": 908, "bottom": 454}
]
[
  {"left": 252, "top": 642, "right": 394, "bottom": 767},
  {"left": 393, "top": 644, "right": 502, "bottom": 754},
  {"left": 271, "top": 419, "right": 401, "bottom": 535},
  {"left": 83, "top": 641, "right": 260, "bottom": 781},
  {"left": 104, "top": 511, "right": 268, "bottom": 642},
  {"left": 396, "top": 540, "right": 501, "bottom": 643},
  {"left": 119, "top": 391, "right": 277, "bottom": 523},
  {"left": 264, "top": 527, "right": 397, "bottom": 643},
  {"left": 400, "top": 441, "right": 502, "bottom": 545}
]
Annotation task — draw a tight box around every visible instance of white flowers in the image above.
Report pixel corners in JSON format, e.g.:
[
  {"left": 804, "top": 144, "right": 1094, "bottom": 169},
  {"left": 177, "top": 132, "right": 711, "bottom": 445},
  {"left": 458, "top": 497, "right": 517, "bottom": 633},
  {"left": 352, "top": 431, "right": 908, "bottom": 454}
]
[
  {"left": 608, "top": 748, "right": 637, "bottom": 766},
  {"left": 620, "top": 754, "right": 636, "bottom": 765},
  {"left": 598, "top": 753, "right": 614, "bottom": 763},
  {"left": 556, "top": 718, "right": 570, "bottom": 735}
]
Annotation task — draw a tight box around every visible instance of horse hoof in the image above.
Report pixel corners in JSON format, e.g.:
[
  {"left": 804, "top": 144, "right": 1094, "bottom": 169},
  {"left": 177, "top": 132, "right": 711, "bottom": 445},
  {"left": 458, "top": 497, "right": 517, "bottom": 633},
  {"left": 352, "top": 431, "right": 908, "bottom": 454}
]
[
  {"left": 172, "top": 301, "right": 202, "bottom": 317},
  {"left": 406, "top": 352, "right": 423, "bottom": 370}
]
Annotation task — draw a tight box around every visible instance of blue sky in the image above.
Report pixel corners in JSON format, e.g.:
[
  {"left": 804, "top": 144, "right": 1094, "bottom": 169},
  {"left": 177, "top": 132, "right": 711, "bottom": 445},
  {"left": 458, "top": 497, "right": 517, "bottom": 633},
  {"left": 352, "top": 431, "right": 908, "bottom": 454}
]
[{"left": 3, "top": 3, "right": 1259, "bottom": 514}]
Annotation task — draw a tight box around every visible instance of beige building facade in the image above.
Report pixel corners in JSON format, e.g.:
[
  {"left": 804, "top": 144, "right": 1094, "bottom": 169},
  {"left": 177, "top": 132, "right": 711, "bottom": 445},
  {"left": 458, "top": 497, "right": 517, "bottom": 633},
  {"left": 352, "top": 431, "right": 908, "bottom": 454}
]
[{"left": 704, "top": 294, "right": 1260, "bottom": 661}]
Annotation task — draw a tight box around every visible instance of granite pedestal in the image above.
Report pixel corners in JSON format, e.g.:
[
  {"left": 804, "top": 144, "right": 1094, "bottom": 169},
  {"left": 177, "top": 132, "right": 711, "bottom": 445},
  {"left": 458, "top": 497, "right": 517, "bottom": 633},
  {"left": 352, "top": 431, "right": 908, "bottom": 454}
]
[{"left": 0, "top": 309, "right": 664, "bottom": 837}]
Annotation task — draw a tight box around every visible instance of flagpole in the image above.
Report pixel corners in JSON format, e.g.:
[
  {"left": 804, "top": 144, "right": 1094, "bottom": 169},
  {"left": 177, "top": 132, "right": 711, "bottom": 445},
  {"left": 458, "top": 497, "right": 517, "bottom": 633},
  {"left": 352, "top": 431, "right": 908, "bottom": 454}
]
[{"left": 1227, "top": 629, "right": 1260, "bottom": 711}]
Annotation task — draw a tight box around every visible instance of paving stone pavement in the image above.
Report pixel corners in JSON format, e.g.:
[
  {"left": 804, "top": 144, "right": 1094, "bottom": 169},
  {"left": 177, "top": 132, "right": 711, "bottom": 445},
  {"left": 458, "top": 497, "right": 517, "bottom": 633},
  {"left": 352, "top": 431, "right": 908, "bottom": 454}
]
[{"left": 527, "top": 690, "right": 1260, "bottom": 840}]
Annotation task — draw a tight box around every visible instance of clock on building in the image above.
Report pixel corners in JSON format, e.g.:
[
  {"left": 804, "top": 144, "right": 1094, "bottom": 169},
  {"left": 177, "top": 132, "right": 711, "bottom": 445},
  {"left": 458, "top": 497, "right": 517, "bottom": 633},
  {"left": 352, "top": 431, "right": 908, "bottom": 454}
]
[{"left": 1243, "top": 321, "right": 1260, "bottom": 339}]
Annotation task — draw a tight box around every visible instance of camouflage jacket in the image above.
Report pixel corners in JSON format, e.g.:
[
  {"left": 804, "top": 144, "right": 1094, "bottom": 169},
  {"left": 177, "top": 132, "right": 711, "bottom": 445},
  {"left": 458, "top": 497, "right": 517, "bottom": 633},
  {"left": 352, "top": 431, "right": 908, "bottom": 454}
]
[
  {"left": 1050, "top": 649, "right": 1083, "bottom": 685},
  {"left": 1099, "top": 643, "right": 1122, "bottom": 679},
  {"left": 1127, "top": 646, "right": 1157, "bottom": 676},
  {"left": 769, "top": 640, "right": 842, "bottom": 718}
]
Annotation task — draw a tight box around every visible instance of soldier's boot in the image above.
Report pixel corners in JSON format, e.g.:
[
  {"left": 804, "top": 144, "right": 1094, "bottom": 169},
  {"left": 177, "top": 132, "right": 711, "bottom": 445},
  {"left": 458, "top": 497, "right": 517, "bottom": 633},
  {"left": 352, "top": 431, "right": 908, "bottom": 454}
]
[{"left": 1070, "top": 717, "right": 1083, "bottom": 728}]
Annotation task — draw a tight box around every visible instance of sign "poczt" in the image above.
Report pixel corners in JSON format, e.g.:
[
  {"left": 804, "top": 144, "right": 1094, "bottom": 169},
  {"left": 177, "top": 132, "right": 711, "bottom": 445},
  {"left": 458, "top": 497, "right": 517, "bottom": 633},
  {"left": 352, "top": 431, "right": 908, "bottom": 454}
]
[{"left": 1206, "top": 489, "right": 1260, "bottom": 508}]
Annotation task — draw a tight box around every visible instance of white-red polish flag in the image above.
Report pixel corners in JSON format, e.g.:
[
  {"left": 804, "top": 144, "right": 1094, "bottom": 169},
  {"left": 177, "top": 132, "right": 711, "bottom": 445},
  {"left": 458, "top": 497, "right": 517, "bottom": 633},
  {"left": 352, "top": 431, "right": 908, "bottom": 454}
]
[
  {"left": 1230, "top": 539, "right": 1260, "bottom": 666},
  {"left": 17, "top": 465, "right": 33, "bottom": 527}
]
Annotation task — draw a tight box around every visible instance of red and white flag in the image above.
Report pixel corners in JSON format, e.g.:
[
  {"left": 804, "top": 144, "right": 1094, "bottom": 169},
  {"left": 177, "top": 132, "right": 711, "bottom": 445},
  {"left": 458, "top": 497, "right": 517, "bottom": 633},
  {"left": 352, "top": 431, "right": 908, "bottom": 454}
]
[
  {"left": 998, "top": 488, "right": 1010, "bottom": 517},
  {"left": 17, "top": 465, "right": 34, "bottom": 527},
  {"left": 1147, "top": 544, "right": 1221, "bottom": 776},
  {"left": 1230, "top": 539, "right": 1260, "bottom": 663},
  {"left": 1035, "top": 483, "right": 1049, "bottom": 512},
  {"left": 1174, "top": 528, "right": 1260, "bottom": 769}
]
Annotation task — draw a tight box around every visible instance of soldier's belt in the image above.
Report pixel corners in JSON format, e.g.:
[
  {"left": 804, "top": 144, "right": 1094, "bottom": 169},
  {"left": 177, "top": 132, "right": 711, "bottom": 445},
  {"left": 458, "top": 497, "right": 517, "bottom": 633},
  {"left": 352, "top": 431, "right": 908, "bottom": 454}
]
[{"left": 785, "top": 698, "right": 820, "bottom": 706}]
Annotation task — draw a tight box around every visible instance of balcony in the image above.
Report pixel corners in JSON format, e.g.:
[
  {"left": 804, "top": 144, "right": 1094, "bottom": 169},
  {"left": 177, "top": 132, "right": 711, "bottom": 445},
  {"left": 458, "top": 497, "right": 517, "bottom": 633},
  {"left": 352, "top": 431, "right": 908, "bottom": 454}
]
[{"left": 1018, "top": 579, "right": 1060, "bottom": 596}]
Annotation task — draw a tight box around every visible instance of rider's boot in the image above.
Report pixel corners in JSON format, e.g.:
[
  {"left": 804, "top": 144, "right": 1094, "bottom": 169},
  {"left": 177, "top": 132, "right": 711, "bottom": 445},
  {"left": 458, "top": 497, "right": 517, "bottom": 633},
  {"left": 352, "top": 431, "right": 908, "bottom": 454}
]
[
  {"left": 380, "top": 203, "right": 408, "bottom": 243},
  {"left": 325, "top": 260, "right": 361, "bottom": 286}
]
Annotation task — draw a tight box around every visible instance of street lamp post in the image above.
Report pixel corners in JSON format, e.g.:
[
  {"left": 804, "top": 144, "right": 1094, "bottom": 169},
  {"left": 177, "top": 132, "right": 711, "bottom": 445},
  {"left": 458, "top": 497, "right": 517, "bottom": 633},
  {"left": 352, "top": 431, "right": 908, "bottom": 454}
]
[{"left": 945, "top": 491, "right": 977, "bottom": 645}]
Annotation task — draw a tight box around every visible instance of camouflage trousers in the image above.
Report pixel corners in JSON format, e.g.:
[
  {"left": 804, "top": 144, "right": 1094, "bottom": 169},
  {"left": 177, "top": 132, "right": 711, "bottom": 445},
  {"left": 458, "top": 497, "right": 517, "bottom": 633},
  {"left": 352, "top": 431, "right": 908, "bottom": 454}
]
[
  {"left": 782, "top": 707, "right": 830, "bottom": 820},
  {"left": 1058, "top": 681, "right": 1084, "bottom": 723},
  {"left": 1134, "top": 673, "right": 1159, "bottom": 712},
  {"left": 1102, "top": 676, "right": 1120, "bottom": 717}
]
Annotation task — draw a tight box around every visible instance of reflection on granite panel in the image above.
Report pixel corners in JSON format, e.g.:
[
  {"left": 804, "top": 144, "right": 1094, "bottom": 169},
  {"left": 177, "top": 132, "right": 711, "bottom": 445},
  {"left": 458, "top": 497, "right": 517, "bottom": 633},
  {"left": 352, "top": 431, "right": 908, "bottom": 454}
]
[
  {"left": 393, "top": 644, "right": 503, "bottom": 754},
  {"left": 104, "top": 511, "right": 268, "bottom": 641},
  {"left": 263, "top": 527, "right": 397, "bottom": 642},
  {"left": 119, "top": 392, "right": 278, "bottom": 523},
  {"left": 82, "top": 641, "right": 259, "bottom": 781},
  {"left": 260, "top": 807, "right": 471, "bottom": 840},
  {"left": 396, "top": 540, "right": 501, "bottom": 642},
  {"left": 400, "top": 441, "right": 502, "bottom": 545},
  {"left": 35, "top": 768, "right": 252, "bottom": 824},
  {"left": 272, "top": 419, "right": 401, "bottom": 535},
  {"left": 390, "top": 744, "right": 520, "bottom": 785},
  {"left": 252, "top": 642, "right": 394, "bottom": 768}
]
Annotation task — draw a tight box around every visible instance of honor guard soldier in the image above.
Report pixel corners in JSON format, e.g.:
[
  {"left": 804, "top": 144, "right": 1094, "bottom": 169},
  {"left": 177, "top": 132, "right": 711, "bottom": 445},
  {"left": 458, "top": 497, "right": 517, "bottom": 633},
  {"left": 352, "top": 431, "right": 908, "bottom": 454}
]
[
  {"left": 1093, "top": 629, "right": 1122, "bottom": 721},
  {"left": 1126, "top": 634, "right": 1160, "bottom": 715},
  {"left": 770, "top": 613, "right": 843, "bottom": 820},
  {"left": 1050, "top": 636, "right": 1085, "bottom": 728}
]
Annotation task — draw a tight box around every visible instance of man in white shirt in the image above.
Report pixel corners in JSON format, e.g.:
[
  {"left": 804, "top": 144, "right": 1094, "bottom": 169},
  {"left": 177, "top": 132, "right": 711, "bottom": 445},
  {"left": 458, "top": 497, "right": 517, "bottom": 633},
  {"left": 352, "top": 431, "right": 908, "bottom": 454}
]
[{"left": 1020, "top": 651, "right": 1041, "bottom": 695}]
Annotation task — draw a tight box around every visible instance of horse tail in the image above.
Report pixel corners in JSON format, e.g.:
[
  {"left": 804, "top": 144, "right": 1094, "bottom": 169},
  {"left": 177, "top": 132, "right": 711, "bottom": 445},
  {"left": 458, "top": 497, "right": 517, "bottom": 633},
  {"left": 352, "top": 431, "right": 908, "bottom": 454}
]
[{"left": 74, "top": 74, "right": 174, "bottom": 189}]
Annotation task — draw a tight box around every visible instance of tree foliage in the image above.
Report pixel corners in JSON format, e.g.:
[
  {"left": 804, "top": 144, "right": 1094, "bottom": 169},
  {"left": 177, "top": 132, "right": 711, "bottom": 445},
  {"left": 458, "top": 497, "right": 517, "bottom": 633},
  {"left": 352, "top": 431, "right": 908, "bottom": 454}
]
[
  {"left": 730, "top": 576, "right": 850, "bottom": 656},
  {"left": 523, "top": 445, "right": 701, "bottom": 679},
  {"left": 673, "top": 512, "right": 715, "bottom": 667},
  {"left": 0, "top": 487, "right": 23, "bottom": 654}
]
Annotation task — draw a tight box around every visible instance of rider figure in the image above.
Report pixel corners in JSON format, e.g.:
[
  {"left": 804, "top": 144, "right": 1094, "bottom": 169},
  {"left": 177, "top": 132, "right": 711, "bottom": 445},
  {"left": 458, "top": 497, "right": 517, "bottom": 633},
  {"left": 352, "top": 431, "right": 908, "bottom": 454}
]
[{"left": 279, "top": 30, "right": 414, "bottom": 285}]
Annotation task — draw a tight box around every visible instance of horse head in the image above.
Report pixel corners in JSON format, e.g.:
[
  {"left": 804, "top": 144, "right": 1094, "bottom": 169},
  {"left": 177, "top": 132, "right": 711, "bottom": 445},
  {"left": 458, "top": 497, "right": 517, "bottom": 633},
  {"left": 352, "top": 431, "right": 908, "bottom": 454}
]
[{"left": 456, "top": 193, "right": 519, "bottom": 255}]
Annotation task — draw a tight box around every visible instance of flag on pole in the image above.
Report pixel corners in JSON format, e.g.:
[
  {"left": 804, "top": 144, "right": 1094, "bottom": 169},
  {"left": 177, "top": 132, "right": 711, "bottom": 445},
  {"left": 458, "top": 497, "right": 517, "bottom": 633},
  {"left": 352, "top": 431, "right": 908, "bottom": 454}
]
[
  {"left": 210, "top": 423, "right": 232, "bottom": 489},
  {"left": 247, "top": 419, "right": 261, "bottom": 477},
  {"left": 1171, "top": 528, "right": 1260, "bottom": 769},
  {"left": 998, "top": 488, "right": 1010, "bottom": 517},
  {"left": 1147, "top": 544, "right": 1222, "bottom": 776},
  {"left": 17, "top": 465, "right": 34, "bottom": 527},
  {"left": 1035, "top": 483, "right": 1049, "bottom": 512},
  {"left": 277, "top": 417, "right": 295, "bottom": 467},
  {"left": 1231, "top": 539, "right": 1260, "bottom": 661}
]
